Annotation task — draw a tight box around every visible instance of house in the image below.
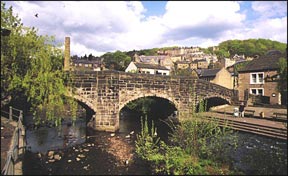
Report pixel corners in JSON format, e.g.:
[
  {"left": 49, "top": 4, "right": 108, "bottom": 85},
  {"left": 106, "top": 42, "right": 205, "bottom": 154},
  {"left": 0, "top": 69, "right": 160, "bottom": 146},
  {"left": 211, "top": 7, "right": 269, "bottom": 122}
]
[
  {"left": 170, "top": 56, "right": 182, "bottom": 63},
  {"left": 136, "top": 55, "right": 174, "bottom": 70},
  {"left": 198, "top": 68, "right": 234, "bottom": 89},
  {"left": 220, "top": 58, "right": 236, "bottom": 68},
  {"left": 196, "top": 59, "right": 209, "bottom": 69},
  {"left": 237, "top": 50, "right": 287, "bottom": 105},
  {"left": 190, "top": 61, "right": 198, "bottom": 70},
  {"left": 125, "top": 62, "right": 170, "bottom": 75},
  {"left": 175, "top": 61, "right": 190, "bottom": 70},
  {"left": 71, "top": 59, "right": 104, "bottom": 71}
]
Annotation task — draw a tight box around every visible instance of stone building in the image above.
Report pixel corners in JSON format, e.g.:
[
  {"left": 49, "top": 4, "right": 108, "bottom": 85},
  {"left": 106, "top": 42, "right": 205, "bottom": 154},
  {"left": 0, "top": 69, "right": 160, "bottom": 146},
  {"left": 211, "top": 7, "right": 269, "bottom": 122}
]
[
  {"left": 237, "top": 50, "right": 287, "bottom": 105},
  {"left": 198, "top": 68, "right": 234, "bottom": 89}
]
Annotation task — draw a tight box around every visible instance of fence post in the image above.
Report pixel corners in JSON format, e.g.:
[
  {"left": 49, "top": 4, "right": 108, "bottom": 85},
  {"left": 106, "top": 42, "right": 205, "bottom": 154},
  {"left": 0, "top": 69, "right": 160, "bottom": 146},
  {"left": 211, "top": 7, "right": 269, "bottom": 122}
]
[
  {"left": 19, "top": 110, "right": 23, "bottom": 122},
  {"left": 9, "top": 106, "right": 12, "bottom": 121}
]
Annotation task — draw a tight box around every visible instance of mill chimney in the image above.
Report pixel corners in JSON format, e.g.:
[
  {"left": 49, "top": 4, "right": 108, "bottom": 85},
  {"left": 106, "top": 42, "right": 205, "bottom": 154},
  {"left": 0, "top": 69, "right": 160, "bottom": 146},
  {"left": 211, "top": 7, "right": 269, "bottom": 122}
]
[{"left": 64, "top": 37, "right": 70, "bottom": 71}]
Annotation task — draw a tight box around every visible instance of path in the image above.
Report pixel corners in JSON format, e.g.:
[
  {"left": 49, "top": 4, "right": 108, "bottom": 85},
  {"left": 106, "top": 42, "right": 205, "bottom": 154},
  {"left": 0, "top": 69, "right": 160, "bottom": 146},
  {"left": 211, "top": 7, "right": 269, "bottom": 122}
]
[{"left": 202, "top": 105, "right": 287, "bottom": 140}]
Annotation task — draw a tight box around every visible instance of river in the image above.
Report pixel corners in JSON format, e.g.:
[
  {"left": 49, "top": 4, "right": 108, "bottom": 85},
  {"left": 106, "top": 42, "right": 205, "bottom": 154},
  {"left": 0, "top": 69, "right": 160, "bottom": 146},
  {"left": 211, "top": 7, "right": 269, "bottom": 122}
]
[{"left": 22, "top": 111, "right": 287, "bottom": 175}]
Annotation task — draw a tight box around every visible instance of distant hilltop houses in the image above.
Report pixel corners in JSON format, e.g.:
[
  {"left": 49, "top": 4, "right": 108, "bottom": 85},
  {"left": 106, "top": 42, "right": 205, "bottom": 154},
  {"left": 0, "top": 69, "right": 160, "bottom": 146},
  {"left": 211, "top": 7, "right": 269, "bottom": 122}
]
[
  {"left": 125, "top": 46, "right": 247, "bottom": 76},
  {"left": 69, "top": 44, "right": 253, "bottom": 77}
]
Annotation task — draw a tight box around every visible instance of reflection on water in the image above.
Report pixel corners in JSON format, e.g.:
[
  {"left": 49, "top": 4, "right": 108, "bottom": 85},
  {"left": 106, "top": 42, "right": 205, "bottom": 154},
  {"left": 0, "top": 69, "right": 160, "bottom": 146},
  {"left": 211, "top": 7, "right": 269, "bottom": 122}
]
[{"left": 26, "top": 119, "right": 86, "bottom": 153}]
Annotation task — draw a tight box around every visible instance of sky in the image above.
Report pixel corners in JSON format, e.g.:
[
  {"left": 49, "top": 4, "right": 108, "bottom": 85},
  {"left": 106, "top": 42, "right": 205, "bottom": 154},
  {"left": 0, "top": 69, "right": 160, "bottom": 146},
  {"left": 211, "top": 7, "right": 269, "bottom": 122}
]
[{"left": 3, "top": 1, "right": 287, "bottom": 57}]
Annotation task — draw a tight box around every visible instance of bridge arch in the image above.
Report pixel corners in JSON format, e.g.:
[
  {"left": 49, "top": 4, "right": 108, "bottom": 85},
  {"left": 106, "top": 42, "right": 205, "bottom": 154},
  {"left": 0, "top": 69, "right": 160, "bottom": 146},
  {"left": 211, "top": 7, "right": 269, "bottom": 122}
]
[
  {"left": 195, "top": 95, "right": 231, "bottom": 112},
  {"left": 119, "top": 93, "right": 179, "bottom": 112},
  {"left": 64, "top": 93, "right": 96, "bottom": 121},
  {"left": 72, "top": 95, "right": 95, "bottom": 111}
]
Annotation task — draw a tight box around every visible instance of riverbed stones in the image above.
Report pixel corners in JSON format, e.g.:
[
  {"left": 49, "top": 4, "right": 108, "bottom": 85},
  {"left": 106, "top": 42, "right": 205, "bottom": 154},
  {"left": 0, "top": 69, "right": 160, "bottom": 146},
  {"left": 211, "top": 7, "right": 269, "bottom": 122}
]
[
  {"left": 48, "top": 159, "right": 55, "bottom": 163},
  {"left": 48, "top": 151, "right": 54, "bottom": 157},
  {"left": 67, "top": 159, "right": 72, "bottom": 163},
  {"left": 78, "top": 154, "right": 85, "bottom": 158},
  {"left": 54, "top": 154, "right": 61, "bottom": 160},
  {"left": 110, "top": 133, "right": 115, "bottom": 137},
  {"left": 83, "top": 149, "right": 89, "bottom": 152},
  {"left": 76, "top": 157, "right": 81, "bottom": 161},
  {"left": 83, "top": 164, "right": 90, "bottom": 170}
]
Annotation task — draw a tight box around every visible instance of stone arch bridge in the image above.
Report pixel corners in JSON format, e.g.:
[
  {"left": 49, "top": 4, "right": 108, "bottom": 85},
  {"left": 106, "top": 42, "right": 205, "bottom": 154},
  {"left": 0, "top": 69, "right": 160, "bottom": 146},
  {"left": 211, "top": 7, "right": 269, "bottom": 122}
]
[{"left": 66, "top": 70, "right": 238, "bottom": 132}]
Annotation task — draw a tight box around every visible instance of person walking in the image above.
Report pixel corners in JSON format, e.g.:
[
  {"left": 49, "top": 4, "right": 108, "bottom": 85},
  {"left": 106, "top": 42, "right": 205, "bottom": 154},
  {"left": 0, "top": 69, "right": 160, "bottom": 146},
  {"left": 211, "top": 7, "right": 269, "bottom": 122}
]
[{"left": 239, "top": 102, "right": 245, "bottom": 117}]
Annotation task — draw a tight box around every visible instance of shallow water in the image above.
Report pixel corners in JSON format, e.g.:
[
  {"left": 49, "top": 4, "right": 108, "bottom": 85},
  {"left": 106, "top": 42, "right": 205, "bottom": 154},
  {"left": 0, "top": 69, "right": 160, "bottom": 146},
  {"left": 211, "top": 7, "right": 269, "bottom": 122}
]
[
  {"left": 25, "top": 119, "right": 86, "bottom": 153},
  {"left": 23, "top": 113, "right": 287, "bottom": 175}
]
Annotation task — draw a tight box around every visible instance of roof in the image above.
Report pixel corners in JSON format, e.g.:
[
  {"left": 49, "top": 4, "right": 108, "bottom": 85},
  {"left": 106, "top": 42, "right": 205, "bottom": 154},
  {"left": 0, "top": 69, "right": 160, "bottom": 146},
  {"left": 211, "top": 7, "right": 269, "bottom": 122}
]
[
  {"left": 134, "top": 63, "right": 169, "bottom": 70},
  {"left": 238, "top": 50, "right": 287, "bottom": 73},
  {"left": 139, "top": 55, "right": 169, "bottom": 63},
  {"left": 196, "top": 59, "right": 207, "bottom": 62},
  {"left": 199, "top": 68, "right": 221, "bottom": 77},
  {"left": 72, "top": 59, "right": 101, "bottom": 64},
  {"left": 175, "top": 60, "right": 190, "bottom": 64}
]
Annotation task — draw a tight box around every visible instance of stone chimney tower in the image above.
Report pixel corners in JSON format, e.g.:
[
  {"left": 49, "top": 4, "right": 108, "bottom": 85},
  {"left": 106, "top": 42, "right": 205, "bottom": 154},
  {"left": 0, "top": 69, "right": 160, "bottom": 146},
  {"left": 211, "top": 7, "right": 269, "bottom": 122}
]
[{"left": 64, "top": 37, "right": 70, "bottom": 71}]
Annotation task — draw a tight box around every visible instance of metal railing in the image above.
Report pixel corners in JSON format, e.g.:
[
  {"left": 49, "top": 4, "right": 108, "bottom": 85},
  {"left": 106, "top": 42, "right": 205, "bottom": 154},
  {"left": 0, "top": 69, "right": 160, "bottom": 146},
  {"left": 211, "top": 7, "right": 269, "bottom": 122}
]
[{"left": 1, "top": 106, "right": 26, "bottom": 175}]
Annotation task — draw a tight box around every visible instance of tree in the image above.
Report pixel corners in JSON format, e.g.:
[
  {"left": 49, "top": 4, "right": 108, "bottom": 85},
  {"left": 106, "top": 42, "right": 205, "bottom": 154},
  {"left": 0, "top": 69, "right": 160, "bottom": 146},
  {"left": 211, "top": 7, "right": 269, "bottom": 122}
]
[
  {"left": 1, "top": 2, "right": 77, "bottom": 125},
  {"left": 217, "top": 39, "right": 286, "bottom": 58},
  {"left": 102, "top": 50, "right": 131, "bottom": 71},
  {"left": 277, "top": 57, "right": 287, "bottom": 105}
]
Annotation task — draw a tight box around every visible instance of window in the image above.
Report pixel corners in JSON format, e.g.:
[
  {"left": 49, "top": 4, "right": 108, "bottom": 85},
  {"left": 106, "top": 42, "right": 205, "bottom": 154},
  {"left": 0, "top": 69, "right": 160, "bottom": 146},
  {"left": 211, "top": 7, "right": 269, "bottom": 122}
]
[
  {"left": 250, "top": 72, "right": 264, "bottom": 84},
  {"left": 250, "top": 88, "right": 264, "bottom": 95}
]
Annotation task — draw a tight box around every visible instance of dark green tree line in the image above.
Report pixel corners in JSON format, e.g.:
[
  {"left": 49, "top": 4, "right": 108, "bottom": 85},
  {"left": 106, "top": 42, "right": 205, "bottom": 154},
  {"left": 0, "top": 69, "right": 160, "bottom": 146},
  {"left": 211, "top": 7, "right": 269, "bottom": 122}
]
[{"left": 217, "top": 39, "right": 286, "bottom": 58}]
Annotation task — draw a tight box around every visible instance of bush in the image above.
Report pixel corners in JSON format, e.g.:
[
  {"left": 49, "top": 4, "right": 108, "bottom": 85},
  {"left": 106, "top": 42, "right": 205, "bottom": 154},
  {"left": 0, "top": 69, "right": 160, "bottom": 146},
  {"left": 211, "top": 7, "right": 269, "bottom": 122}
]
[{"left": 135, "top": 115, "right": 238, "bottom": 175}]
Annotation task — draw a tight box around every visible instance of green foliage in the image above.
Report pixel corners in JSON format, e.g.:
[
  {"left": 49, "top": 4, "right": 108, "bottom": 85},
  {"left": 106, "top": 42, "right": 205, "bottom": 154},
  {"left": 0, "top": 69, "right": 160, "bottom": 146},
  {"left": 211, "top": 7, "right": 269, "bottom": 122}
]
[
  {"left": 1, "top": 2, "right": 77, "bottom": 126},
  {"left": 125, "top": 97, "right": 156, "bottom": 115},
  {"left": 215, "top": 49, "right": 230, "bottom": 59},
  {"left": 135, "top": 114, "right": 238, "bottom": 175},
  {"left": 198, "top": 98, "right": 207, "bottom": 113},
  {"left": 101, "top": 50, "right": 131, "bottom": 71},
  {"left": 277, "top": 57, "right": 287, "bottom": 105},
  {"left": 217, "top": 39, "right": 287, "bottom": 58},
  {"left": 137, "top": 48, "right": 159, "bottom": 56},
  {"left": 277, "top": 57, "right": 287, "bottom": 92}
]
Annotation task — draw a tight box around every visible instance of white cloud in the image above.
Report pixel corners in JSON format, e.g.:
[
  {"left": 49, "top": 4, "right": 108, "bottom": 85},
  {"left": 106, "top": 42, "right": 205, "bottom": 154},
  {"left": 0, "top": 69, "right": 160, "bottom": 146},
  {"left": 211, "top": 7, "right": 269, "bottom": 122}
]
[
  {"left": 163, "top": 1, "right": 244, "bottom": 28},
  {"left": 252, "top": 1, "right": 287, "bottom": 19},
  {"left": 3, "top": 1, "right": 287, "bottom": 56}
]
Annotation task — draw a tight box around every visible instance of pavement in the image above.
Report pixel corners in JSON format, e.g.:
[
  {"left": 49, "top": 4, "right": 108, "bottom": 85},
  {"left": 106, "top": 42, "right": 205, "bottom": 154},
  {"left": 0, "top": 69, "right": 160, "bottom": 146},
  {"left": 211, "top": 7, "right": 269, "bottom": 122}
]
[
  {"left": 206, "top": 104, "right": 287, "bottom": 130},
  {"left": 210, "top": 104, "right": 287, "bottom": 119}
]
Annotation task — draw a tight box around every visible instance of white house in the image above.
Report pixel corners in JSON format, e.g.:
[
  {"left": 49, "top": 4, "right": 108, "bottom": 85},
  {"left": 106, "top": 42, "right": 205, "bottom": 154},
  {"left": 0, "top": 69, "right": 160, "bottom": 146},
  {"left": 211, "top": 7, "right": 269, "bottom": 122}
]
[{"left": 125, "top": 62, "right": 170, "bottom": 75}]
